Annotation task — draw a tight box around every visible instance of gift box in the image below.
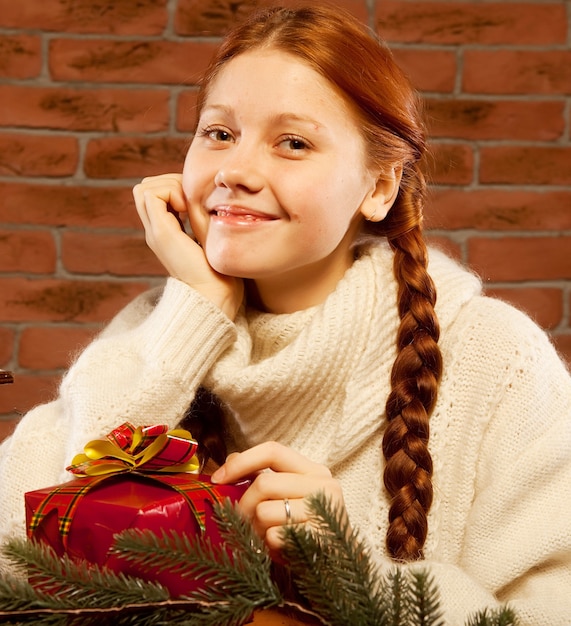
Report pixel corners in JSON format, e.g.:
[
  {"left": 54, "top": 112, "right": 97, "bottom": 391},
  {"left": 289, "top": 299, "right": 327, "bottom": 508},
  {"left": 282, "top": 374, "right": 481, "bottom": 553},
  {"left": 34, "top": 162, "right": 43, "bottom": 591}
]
[{"left": 25, "top": 422, "right": 249, "bottom": 596}]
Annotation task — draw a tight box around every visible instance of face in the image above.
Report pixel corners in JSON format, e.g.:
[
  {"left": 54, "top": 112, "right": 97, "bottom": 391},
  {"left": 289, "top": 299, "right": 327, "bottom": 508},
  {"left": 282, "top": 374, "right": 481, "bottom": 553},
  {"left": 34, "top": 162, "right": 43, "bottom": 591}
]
[{"left": 183, "top": 49, "right": 382, "bottom": 312}]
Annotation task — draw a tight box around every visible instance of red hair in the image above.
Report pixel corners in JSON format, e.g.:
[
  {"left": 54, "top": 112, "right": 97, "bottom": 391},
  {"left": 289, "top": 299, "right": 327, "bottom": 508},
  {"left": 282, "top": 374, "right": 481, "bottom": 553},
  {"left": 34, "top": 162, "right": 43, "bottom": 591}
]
[{"left": 190, "top": 4, "right": 443, "bottom": 562}]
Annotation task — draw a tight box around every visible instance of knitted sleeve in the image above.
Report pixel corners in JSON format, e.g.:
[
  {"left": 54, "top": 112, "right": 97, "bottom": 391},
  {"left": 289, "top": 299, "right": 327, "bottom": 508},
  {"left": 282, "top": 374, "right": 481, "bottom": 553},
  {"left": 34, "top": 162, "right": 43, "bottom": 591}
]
[
  {"left": 403, "top": 298, "right": 571, "bottom": 625},
  {"left": 0, "top": 278, "right": 236, "bottom": 559}
]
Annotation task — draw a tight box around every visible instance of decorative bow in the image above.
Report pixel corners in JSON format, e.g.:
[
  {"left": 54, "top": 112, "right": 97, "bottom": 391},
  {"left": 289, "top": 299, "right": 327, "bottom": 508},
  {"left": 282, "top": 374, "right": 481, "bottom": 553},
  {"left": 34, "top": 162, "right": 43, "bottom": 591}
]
[{"left": 66, "top": 422, "right": 200, "bottom": 477}]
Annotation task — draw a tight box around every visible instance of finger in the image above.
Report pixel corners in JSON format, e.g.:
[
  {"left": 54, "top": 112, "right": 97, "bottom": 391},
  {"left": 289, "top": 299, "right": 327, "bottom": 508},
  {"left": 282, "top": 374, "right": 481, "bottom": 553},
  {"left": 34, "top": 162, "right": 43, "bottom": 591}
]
[
  {"left": 265, "top": 522, "right": 312, "bottom": 553},
  {"left": 140, "top": 192, "right": 189, "bottom": 253},
  {"left": 132, "top": 174, "right": 186, "bottom": 232},
  {"left": 142, "top": 184, "right": 187, "bottom": 229},
  {"left": 212, "top": 441, "right": 330, "bottom": 484},
  {"left": 167, "top": 204, "right": 186, "bottom": 232},
  {"left": 251, "top": 494, "right": 307, "bottom": 532},
  {"left": 239, "top": 470, "right": 333, "bottom": 518}
]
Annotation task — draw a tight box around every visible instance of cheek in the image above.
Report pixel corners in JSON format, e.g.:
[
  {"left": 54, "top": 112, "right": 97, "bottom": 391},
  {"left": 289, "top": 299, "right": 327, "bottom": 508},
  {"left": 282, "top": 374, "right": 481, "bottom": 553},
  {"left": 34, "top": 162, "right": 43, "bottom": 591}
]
[
  {"left": 181, "top": 152, "right": 213, "bottom": 241},
  {"left": 181, "top": 148, "right": 202, "bottom": 200}
]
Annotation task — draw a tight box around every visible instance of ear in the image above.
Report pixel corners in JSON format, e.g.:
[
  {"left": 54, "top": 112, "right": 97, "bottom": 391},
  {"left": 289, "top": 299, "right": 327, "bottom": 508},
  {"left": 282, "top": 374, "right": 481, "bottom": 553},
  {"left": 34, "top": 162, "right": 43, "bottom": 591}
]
[{"left": 360, "top": 166, "right": 403, "bottom": 222}]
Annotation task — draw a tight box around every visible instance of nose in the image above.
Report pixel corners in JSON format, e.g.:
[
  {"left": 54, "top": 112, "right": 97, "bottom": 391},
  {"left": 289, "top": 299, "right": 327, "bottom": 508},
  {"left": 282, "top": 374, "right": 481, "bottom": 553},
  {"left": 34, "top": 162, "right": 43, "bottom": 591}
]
[{"left": 214, "top": 142, "right": 265, "bottom": 193}]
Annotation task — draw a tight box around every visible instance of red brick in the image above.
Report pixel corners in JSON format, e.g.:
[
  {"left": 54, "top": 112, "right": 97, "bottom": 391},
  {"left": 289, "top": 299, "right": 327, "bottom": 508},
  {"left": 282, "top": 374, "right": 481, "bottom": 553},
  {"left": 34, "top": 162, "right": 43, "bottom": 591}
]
[
  {"left": 468, "top": 237, "right": 571, "bottom": 282},
  {"left": 480, "top": 146, "right": 571, "bottom": 186},
  {"left": 175, "top": 0, "right": 368, "bottom": 36},
  {"left": 0, "top": 132, "right": 78, "bottom": 177},
  {"left": 484, "top": 286, "right": 563, "bottom": 330},
  {"left": 0, "top": 183, "right": 140, "bottom": 229},
  {"left": 0, "top": 0, "right": 168, "bottom": 35},
  {"left": 0, "top": 278, "right": 151, "bottom": 323},
  {"left": 84, "top": 137, "right": 189, "bottom": 179},
  {"left": 0, "top": 327, "right": 15, "bottom": 365},
  {"left": 19, "top": 326, "right": 99, "bottom": 370},
  {"left": 426, "top": 235, "right": 462, "bottom": 262},
  {"left": 0, "top": 419, "right": 19, "bottom": 444},
  {"left": 392, "top": 48, "right": 456, "bottom": 93},
  {"left": 377, "top": 2, "right": 567, "bottom": 45},
  {"left": 49, "top": 40, "right": 219, "bottom": 86},
  {"left": 61, "top": 231, "right": 166, "bottom": 276},
  {"left": 425, "top": 190, "right": 571, "bottom": 231},
  {"left": 0, "top": 35, "right": 42, "bottom": 79},
  {"left": 425, "top": 143, "right": 474, "bottom": 185},
  {"left": 0, "top": 374, "right": 60, "bottom": 417},
  {"left": 551, "top": 334, "right": 571, "bottom": 370},
  {"left": 0, "top": 229, "right": 57, "bottom": 273},
  {"left": 425, "top": 99, "right": 564, "bottom": 141},
  {"left": 177, "top": 90, "right": 199, "bottom": 132},
  {"left": 464, "top": 50, "right": 571, "bottom": 95},
  {"left": 0, "top": 86, "right": 169, "bottom": 133}
]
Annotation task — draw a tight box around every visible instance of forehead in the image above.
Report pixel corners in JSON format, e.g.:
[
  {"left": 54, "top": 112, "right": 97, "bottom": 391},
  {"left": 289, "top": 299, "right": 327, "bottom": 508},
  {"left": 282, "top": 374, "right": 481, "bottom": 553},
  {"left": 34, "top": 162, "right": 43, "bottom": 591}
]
[{"left": 202, "top": 49, "right": 358, "bottom": 126}]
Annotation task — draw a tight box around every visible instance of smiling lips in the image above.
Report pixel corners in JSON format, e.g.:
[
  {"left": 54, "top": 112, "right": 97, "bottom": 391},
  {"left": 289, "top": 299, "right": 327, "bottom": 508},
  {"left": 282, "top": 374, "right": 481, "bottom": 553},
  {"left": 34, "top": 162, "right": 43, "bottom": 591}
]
[{"left": 210, "top": 205, "right": 277, "bottom": 223}]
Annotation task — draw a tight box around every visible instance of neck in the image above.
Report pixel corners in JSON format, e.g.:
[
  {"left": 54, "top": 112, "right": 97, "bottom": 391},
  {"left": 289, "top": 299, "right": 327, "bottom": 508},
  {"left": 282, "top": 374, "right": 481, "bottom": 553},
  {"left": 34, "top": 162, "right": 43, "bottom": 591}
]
[{"left": 246, "top": 248, "right": 356, "bottom": 314}]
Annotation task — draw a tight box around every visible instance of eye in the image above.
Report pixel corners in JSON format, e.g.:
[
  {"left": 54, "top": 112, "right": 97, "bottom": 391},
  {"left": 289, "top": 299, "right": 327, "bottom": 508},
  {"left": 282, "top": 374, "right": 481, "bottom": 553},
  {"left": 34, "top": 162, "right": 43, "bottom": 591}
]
[
  {"left": 279, "top": 135, "right": 310, "bottom": 152},
  {"left": 199, "top": 126, "right": 234, "bottom": 143}
]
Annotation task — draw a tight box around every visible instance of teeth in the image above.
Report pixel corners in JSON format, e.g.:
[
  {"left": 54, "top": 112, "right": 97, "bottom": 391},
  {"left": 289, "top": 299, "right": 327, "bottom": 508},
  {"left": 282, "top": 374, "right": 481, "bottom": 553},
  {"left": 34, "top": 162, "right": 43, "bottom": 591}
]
[{"left": 216, "top": 210, "right": 261, "bottom": 221}]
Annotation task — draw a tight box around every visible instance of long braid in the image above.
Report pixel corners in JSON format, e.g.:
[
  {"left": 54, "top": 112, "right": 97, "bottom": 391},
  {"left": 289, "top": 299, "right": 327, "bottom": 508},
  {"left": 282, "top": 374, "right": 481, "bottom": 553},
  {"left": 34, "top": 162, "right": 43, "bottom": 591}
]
[{"left": 378, "top": 164, "right": 443, "bottom": 561}]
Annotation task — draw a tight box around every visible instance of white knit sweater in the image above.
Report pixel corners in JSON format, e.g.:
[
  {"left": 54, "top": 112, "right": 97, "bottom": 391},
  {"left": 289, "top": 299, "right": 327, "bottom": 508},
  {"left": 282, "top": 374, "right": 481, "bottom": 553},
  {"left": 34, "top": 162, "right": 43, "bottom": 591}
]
[{"left": 1, "top": 243, "right": 570, "bottom": 625}]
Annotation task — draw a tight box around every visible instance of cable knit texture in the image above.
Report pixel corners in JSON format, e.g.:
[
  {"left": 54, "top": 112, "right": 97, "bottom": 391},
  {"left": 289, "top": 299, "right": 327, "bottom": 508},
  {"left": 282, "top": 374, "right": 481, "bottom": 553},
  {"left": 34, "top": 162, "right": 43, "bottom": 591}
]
[{"left": 1, "top": 243, "right": 570, "bottom": 625}]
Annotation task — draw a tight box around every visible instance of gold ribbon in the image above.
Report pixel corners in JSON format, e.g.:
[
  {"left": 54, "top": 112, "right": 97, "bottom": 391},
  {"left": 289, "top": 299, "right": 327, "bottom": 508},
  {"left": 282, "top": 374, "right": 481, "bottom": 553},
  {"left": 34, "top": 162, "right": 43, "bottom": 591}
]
[{"left": 66, "top": 422, "right": 200, "bottom": 477}]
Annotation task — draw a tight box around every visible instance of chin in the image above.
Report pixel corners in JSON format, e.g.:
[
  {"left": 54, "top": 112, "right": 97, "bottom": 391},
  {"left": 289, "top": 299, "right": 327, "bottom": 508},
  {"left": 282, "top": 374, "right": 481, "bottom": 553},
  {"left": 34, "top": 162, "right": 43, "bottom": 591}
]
[
  {"left": 205, "top": 245, "right": 265, "bottom": 279},
  {"left": 206, "top": 256, "right": 251, "bottom": 279}
]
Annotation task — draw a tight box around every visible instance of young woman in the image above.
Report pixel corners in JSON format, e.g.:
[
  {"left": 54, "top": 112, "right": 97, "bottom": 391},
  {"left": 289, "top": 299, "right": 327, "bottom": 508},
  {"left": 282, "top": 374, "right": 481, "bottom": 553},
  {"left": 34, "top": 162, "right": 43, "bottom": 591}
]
[{"left": 1, "top": 5, "right": 570, "bottom": 623}]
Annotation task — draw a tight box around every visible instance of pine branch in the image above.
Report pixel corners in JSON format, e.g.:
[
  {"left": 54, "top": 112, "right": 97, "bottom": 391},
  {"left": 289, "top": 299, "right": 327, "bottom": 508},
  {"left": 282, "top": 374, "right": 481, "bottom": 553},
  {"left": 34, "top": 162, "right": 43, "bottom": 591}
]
[
  {"left": 211, "top": 498, "right": 282, "bottom": 600},
  {"left": 407, "top": 569, "right": 444, "bottom": 626},
  {"left": 112, "top": 499, "right": 283, "bottom": 625},
  {"left": 0, "top": 494, "right": 520, "bottom": 626},
  {"left": 381, "top": 567, "right": 411, "bottom": 626},
  {"left": 466, "top": 607, "right": 519, "bottom": 626},
  {"left": 2, "top": 538, "right": 169, "bottom": 609},
  {"left": 165, "top": 596, "right": 262, "bottom": 626},
  {"left": 281, "top": 494, "right": 448, "bottom": 626},
  {"left": 0, "top": 573, "right": 48, "bottom": 612},
  {"left": 281, "top": 492, "right": 386, "bottom": 626}
]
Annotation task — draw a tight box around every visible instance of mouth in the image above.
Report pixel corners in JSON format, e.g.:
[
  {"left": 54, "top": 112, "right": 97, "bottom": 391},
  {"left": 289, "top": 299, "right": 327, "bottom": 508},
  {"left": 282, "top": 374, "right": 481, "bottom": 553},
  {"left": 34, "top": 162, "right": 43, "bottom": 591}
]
[{"left": 209, "top": 205, "right": 278, "bottom": 223}]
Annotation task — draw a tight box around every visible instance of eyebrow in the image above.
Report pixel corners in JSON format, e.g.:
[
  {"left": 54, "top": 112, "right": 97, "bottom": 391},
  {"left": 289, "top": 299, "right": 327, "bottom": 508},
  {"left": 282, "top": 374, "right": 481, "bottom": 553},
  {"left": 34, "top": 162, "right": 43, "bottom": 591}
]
[{"left": 201, "top": 105, "right": 322, "bottom": 130}]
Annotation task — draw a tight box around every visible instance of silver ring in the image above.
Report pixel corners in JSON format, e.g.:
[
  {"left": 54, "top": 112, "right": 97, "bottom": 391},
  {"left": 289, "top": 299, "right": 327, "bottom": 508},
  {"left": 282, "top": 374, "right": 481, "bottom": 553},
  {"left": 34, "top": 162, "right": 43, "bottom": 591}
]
[{"left": 283, "top": 498, "right": 292, "bottom": 525}]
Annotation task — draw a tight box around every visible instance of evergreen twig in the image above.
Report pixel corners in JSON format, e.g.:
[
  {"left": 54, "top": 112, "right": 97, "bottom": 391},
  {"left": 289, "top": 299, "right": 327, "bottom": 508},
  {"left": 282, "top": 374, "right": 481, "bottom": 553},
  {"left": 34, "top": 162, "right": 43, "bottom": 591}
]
[
  {"left": 281, "top": 492, "right": 386, "bottom": 626},
  {"left": 0, "top": 495, "right": 520, "bottom": 626},
  {"left": 466, "top": 607, "right": 519, "bottom": 626},
  {"left": 113, "top": 498, "right": 282, "bottom": 622},
  {"left": 2, "top": 538, "right": 169, "bottom": 608},
  {"left": 408, "top": 569, "right": 444, "bottom": 626},
  {"left": 382, "top": 567, "right": 411, "bottom": 626}
]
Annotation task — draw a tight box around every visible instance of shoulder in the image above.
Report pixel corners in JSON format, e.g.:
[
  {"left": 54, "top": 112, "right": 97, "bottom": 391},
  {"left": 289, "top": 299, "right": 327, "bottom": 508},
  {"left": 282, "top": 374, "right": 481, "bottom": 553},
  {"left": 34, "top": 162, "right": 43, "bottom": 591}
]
[
  {"left": 425, "top": 247, "right": 564, "bottom": 368},
  {"left": 439, "top": 293, "right": 570, "bottom": 446},
  {"left": 447, "top": 290, "right": 564, "bottom": 369}
]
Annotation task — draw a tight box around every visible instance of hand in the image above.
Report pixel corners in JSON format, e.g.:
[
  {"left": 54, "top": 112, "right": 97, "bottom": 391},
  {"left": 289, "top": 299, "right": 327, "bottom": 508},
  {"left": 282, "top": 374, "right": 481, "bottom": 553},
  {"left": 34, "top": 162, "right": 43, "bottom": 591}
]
[
  {"left": 133, "top": 174, "right": 244, "bottom": 319},
  {"left": 211, "top": 442, "right": 347, "bottom": 558}
]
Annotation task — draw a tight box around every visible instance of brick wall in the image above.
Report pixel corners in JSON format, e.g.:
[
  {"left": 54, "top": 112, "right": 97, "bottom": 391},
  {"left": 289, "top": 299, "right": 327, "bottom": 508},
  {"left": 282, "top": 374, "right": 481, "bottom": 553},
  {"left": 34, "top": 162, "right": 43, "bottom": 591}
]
[{"left": 1, "top": 0, "right": 570, "bottom": 440}]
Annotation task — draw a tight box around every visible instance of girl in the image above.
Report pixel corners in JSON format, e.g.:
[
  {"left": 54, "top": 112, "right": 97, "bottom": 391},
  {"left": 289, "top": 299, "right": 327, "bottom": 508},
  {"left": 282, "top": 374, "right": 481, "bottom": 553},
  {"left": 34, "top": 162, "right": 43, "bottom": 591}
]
[{"left": 1, "top": 5, "right": 570, "bottom": 623}]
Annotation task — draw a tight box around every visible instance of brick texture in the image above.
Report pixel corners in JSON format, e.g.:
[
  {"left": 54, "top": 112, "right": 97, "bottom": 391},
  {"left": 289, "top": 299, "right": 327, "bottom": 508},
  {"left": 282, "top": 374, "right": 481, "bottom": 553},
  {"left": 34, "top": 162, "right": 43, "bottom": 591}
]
[{"left": 1, "top": 0, "right": 570, "bottom": 433}]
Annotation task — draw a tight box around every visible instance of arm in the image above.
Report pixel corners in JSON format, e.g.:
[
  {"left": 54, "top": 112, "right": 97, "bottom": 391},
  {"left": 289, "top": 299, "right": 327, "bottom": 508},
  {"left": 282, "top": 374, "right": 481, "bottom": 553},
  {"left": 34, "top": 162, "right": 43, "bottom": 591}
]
[
  {"left": 0, "top": 173, "right": 243, "bottom": 555},
  {"left": 0, "top": 280, "right": 236, "bottom": 556}
]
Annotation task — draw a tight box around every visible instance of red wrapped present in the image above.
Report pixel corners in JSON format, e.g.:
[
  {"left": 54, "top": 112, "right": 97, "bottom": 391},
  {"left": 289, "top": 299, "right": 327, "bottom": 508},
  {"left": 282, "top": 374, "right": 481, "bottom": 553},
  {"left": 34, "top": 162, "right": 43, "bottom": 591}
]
[{"left": 25, "top": 422, "right": 249, "bottom": 596}]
